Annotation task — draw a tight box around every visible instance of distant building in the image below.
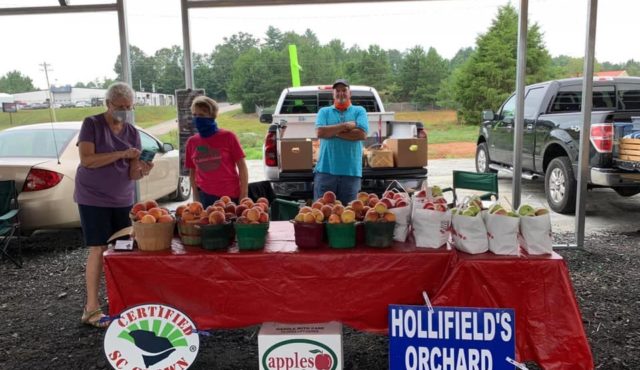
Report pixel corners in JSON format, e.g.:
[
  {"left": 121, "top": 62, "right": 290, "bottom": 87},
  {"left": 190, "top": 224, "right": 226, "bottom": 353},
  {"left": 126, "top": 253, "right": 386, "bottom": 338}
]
[
  {"left": 12, "top": 86, "right": 175, "bottom": 106},
  {"left": 595, "top": 70, "right": 628, "bottom": 77}
]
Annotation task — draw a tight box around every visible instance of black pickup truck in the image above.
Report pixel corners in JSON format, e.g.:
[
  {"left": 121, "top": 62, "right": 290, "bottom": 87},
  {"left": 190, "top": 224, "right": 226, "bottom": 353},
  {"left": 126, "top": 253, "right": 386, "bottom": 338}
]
[{"left": 476, "top": 77, "right": 640, "bottom": 214}]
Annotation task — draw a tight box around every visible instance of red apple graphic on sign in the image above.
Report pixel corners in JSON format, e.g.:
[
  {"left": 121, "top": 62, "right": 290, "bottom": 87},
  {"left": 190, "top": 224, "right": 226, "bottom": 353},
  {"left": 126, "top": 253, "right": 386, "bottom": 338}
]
[{"left": 311, "top": 350, "right": 332, "bottom": 370}]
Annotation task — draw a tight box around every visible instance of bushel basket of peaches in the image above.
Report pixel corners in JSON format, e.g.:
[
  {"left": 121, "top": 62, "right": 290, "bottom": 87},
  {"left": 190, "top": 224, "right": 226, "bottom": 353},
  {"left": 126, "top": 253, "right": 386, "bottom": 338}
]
[
  {"left": 130, "top": 200, "right": 176, "bottom": 251},
  {"left": 233, "top": 196, "right": 271, "bottom": 251}
]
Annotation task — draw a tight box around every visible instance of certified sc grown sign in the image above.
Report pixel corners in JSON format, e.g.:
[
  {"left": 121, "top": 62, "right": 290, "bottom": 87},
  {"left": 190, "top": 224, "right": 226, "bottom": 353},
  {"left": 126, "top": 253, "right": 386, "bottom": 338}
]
[{"left": 104, "top": 303, "right": 200, "bottom": 370}]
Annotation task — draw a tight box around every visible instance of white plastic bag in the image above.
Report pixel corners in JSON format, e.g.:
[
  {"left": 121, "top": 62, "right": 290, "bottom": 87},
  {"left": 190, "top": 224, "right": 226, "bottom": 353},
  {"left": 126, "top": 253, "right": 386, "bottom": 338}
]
[
  {"left": 412, "top": 208, "right": 451, "bottom": 248},
  {"left": 451, "top": 213, "right": 488, "bottom": 254},
  {"left": 520, "top": 214, "right": 553, "bottom": 255},
  {"left": 485, "top": 213, "right": 520, "bottom": 255},
  {"left": 389, "top": 205, "right": 412, "bottom": 242}
]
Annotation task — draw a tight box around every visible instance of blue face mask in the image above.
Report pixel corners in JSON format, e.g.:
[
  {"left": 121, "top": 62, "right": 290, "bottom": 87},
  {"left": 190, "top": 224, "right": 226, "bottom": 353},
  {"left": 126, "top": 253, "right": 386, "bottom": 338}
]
[{"left": 193, "top": 117, "right": 218, "bottom": 138}]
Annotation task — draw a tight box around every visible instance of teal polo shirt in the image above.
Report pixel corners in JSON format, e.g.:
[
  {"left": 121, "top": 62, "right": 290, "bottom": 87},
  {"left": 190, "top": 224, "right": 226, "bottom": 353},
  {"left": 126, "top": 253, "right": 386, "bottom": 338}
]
[{"left": 315, "top": 104, "right": 369, "bottom": 177}]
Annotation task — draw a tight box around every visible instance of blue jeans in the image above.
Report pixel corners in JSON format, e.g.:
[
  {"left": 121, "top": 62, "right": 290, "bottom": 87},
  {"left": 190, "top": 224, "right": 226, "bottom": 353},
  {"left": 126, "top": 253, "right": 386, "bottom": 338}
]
[
  {"left": 198, "top": 190, "right": 238, "bottom": 209},
  {"left": 313, "top": 172, "right": 361, "bottom": 205}
]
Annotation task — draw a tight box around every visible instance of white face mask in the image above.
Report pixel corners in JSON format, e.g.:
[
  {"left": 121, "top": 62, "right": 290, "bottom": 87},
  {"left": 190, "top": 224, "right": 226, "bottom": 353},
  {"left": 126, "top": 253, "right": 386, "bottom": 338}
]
[{"left": 112, "top": 109, "right": 134, "bottom": 124}]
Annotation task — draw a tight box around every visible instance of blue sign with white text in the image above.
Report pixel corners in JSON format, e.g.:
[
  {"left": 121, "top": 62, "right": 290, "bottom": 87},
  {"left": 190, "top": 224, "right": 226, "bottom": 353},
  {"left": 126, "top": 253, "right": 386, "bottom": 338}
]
[{"left": 389, "top": 305, "right": 515, "bottom": 370}]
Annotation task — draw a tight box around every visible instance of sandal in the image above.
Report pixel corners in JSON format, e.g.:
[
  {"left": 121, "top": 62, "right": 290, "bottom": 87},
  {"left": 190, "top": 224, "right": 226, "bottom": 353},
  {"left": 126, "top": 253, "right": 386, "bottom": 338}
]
[{"left": 81, "top": 308, "right": 111, "bottom": 329}]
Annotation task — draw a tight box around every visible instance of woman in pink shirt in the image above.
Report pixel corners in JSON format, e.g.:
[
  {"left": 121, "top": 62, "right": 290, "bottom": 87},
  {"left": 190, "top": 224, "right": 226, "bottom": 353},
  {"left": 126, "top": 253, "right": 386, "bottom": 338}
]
[{"left": 185, "top": 96, "right": 248, "bottom": 207}]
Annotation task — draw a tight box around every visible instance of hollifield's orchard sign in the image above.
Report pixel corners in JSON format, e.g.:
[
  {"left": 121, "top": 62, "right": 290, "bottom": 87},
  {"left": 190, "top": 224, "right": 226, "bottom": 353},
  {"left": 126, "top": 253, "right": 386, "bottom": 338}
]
[
  {"left": 389, "top": 305, "right": 515, "bottom": 370},
  {"left": 104, "top": 304, "right": 200, "bottom": 370}
]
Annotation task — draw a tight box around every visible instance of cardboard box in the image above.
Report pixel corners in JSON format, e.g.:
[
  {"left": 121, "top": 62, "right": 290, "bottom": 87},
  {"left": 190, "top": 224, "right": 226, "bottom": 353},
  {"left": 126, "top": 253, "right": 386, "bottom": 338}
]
[
  {"left": 385, "top": 138, "right": 428, "bottom": 168},
  {"left": 279, "top": 139, "right": 313, "bottom": 171},
  {"left": 258, "top": 322, "right": 343, "bottom": 370}
]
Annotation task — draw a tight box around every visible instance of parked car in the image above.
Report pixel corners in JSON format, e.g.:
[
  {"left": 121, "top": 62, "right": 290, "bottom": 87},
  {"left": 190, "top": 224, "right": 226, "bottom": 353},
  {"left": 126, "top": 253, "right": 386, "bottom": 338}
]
[
  {"left": 61, "top": 102, "right": 77, "bottom": 108},
  {"left": 0, "top": 122, "right": 191, "bottom": 233},
  {"left": 75, "top": 100, "right": 91, "bottom": 108}
]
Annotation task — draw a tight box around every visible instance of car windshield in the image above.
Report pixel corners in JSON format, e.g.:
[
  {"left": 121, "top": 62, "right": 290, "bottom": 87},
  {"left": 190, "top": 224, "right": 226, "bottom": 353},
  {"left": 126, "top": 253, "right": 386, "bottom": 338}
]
[{"left": 0, "top": 129, "right": 77, "bottom": 158}]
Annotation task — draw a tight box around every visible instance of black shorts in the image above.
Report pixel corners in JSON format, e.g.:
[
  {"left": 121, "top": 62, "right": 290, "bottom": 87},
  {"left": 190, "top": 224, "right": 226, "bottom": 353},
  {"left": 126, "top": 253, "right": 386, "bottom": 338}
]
[{"left": 78, "top": 204, "right": 132, "bottom": 247}]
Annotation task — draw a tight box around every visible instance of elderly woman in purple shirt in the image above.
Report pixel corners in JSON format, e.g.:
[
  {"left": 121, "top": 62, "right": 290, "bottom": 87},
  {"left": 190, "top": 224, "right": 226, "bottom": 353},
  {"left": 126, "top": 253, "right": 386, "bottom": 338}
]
[{"left": 75, "top": 82, "right": 153, "bottom": 328}]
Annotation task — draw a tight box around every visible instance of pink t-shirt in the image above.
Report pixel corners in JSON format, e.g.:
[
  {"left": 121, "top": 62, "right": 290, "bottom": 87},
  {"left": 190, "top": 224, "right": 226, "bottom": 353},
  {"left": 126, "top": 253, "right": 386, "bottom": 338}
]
[{"left": 184, "top": 129, "right": 245, "bottom": 198}]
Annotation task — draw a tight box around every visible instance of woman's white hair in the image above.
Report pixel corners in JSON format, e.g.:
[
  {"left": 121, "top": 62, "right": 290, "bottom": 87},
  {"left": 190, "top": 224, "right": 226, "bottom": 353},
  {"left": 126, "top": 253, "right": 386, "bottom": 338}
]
[{"left": 105, "top": 82, "right": 134, "bottom": 102}]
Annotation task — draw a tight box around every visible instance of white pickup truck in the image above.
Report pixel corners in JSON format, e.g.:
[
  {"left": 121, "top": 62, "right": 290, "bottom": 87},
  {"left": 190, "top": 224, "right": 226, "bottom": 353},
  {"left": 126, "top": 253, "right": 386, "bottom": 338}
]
[{"left": 260, "top": 85, "right": 428, "bottom": 200}]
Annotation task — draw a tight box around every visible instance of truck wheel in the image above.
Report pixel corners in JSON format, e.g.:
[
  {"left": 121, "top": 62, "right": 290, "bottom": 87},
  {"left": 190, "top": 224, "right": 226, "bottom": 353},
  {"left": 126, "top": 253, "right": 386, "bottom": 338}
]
[
  {"left": 545, "top": 157, "right": 576, "bottom": 214},
  {"left": 475, "top": 143, "right": 497, "bottom": 173},
  {"left": 614, "top": 187, "right": 640, "bottom": 197}
]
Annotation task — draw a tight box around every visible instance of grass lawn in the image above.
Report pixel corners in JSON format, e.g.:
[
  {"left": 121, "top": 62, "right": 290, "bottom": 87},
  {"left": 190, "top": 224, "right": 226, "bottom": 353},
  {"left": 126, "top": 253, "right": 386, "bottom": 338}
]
[{"left": 2, "top": 106, "right": 476, "bottom": 160}]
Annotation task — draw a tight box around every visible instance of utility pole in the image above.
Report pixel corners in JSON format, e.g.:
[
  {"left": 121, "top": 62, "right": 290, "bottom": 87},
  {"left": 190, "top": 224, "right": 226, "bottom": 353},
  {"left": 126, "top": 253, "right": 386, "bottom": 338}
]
[{"left": 40, "top": 61, "right": 57, "bottom": 122}]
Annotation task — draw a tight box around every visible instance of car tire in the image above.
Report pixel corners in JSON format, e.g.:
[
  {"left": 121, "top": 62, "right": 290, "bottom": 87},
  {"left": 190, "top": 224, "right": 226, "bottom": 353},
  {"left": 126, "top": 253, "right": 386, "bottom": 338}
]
[
  {"left": 169, "top": 176, "right": 191, "bottom": 201},
  {"left": 545, "top": 156, "right": 576, "bottom": 214},
  {"left": 613, "top": 187, "right": 640, "bottom": 197},
  {"left": 475, "top": 142, "right": 497, "bottom": 173}
]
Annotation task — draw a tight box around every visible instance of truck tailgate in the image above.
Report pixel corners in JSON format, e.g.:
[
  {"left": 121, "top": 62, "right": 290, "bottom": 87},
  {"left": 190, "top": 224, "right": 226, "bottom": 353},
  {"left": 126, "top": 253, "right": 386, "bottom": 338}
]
[{"left": 275, "top": 167, "right": 428, "bottom": 182}]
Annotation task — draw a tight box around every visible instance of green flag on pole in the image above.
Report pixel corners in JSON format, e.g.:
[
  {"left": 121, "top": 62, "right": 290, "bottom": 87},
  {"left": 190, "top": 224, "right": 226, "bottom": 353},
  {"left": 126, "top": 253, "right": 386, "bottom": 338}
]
[{"left": 289, "top": 44, "right": 302, "bottom": 87}]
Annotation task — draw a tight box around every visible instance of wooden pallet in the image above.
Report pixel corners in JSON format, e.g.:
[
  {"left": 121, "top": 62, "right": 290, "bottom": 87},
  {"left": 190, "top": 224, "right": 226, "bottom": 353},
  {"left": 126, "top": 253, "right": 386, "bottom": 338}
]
[
  {"left": 619, "top": 154, "right": 640, "bottom": 162},
  {"left": 620, "top": 138, "right": 640, "bottom": 145},
  {"left": 619, "top": 138, "right": 640, "bottom": 163}
]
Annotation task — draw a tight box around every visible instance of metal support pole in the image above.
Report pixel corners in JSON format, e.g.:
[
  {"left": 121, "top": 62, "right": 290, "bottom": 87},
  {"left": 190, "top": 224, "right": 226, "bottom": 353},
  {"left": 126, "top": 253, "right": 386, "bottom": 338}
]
[
  {"left": 575, "top": 0, "right": 598, "bottom": 248},
  {"left": 116, "top": 0, "right": 132, "bottom": 87},
  {"left": 511, "top": 0, "right": 528, "bottom": 210},
  {"left": 181, "top": 0, "right": 194, "bottom": 89}
]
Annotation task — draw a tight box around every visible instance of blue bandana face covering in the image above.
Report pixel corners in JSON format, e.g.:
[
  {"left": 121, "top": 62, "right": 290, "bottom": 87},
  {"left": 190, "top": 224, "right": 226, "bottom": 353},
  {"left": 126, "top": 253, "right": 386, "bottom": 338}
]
[{"left": 193, "top": 117, "right": 218, "bottom": 138}]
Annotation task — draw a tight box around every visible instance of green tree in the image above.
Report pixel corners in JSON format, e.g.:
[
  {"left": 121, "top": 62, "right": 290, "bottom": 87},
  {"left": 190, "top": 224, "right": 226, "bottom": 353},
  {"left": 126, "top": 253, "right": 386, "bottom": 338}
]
[
  {"left": 0, "top": 71, "right": 36, "bottom": 93},
  {"left": 413, "top": 47, "right": 448, "bottom": 108},
  {"left": 207, "top": 32, "right": 260, "bottom": 101},
  {"left": 114, "top": 46, "right": 157, "bottom": 92},
  {"left": 347, "top": 45, "right": 392, "bottom": 90},
  {"left": 452, "top": 4, "right": 553, "bottom": 124},
  {"left": 550, "top": 55, "right": 601, "bottom": 78},
  {"left": 153, "top": 46, "right": 185, "bottom": 94},
  {"left": 397, "top": 46, "right": 428, "bottom": 101}
]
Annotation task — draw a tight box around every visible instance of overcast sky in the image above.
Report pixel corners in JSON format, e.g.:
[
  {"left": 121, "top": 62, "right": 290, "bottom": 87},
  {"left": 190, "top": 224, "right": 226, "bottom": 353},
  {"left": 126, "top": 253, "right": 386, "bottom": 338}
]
[{"left": 0, "top": 0, "right": 637, "bottom": 90}]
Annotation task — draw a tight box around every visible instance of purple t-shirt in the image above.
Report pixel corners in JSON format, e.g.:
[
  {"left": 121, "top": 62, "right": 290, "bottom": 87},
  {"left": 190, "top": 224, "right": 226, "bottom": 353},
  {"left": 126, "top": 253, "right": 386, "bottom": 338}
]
[{"left": 73, "top": 114, "right": 141, "bottom": 207}]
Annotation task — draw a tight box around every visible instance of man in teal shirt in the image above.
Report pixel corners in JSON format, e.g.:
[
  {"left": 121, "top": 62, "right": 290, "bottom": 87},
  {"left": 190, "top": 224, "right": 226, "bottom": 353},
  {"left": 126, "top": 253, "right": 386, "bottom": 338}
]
[{"left": 314, "top": 79, "right": 369, "bottom": 204}]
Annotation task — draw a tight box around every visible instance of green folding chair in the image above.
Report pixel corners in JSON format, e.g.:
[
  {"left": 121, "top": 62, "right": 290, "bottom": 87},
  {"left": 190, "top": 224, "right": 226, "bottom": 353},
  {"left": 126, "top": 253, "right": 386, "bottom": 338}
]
[
  {"left": 442, "top": 170, "right": 499, "bottom": 208},
  {"left": 0, "top": 180, "right": 22, "bottom": 268}
]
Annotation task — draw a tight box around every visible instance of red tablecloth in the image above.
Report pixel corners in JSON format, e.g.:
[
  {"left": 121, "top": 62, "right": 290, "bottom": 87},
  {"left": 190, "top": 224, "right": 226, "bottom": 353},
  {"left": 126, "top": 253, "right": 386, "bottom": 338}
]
[{"left": 104, "top": 221, "right": 593, "bottom": 369}]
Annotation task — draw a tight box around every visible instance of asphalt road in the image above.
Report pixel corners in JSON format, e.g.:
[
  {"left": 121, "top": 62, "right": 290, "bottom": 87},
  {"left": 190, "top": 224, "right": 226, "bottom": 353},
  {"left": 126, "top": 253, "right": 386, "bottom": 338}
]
[{"left": 161, "top": 157, "right": 640, "bottom": 240}]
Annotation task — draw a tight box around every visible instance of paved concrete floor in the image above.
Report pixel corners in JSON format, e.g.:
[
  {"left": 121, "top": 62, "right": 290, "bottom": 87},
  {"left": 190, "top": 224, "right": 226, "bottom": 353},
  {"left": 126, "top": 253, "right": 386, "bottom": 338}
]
[{"left": 161, "top": 157, "right": 640, "bottom": 237}]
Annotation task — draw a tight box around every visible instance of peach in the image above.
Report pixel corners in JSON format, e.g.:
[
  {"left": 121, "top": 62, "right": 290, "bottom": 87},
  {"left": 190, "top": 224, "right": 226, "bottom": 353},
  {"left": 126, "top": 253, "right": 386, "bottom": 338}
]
[
  {"left": 241, "top": 208, "right": 250, "bottom": 217},
  {"left": 220, "top": 195, "right": 231, "bottom": 204},
  {"left": 256, "top": 202, "right": 269, "bottom": 213},
  {"left": 213, "top": 200, "right": 226, "bottom": 208},
  {"left": 332, "top": 204, "right": 345, "bottom": 216},
  {"left": 311, "top": 209, "right": 324, "bottom": 223},
  {"left": 294, "top": 213, "right": 305, "bottom": 223},
  {"left": 148, "top": 207, "right": 164, "bottom": 220},
  {"left": 181, "top": 210, "right": 196, "bottom": 222},
  {"left": 383, "top": 191, "right": 395, "bottom": 200},
  {"left": 311, "top": 201, "right": 324, "bottom": 210},
  {"left": 175, "top": 205, "right": 187, "bottom": 217},
  {"left": 209, "top": 210, "right": 226, "bottom": 225},
  {"left": 188, "top": 201, "right": 204, "bottom": 215},
  {"left": 259, "top": 212, "right": 269, "bottom": 223},
  {"left": 158, "top": 214, "right": 174, "bottom": 223},
  {"left": 225, "top": 212, "right": 236, "bottom": 221},
  {"left": 380, "top": 198, "right": 395, "bottom": 209},
  {"left": 224, "top": 203, "right": 236, "bottom": 215},
  {"left": 144, "top": 200, "right": 159, "bottom": 210},
  {"left": 350, "top": 200, "right": 365, "bottom": 213},
  {"left": 416, "top": 189, "right": 428, "bottom": 198},
  {"left": 434, "top": 203, "right": 448, "bottom": 212},
  {"left": 236, "top": 216, "right": 248, "bottom": 224},
  {"left": 322, "top": 191, "right": 337, "bottom": 204},
  {"left": 364, "top": 209, "right": 379, "bottom": 222},
  {"left": 235, "top": 204, "right": 247, "bottom": 217},
  {"left": 383, "top": 212, "right": 396, "bottom": 222},
  {"left": 393, "top": 192, "right": 406, "bottom": 201},
  {"left": 135, "top": 210, "right": 148, "bottom": 221},
  {"left": 328, "top": 214, "right": 341, "bottom": 224},
  {"left": 368, "top": 198, "right": 379, "bottom": 208},
  {"left": 320, "top": 205, "right": 333, "bottom": 219},
  {"left": 423, "top": 202, "right": 435, "bottom": 210},
  {"left": 140, "top": 214, "right": 156, "bottom": 224},
  {"left": 240, "top": 198, "right": 254, "bottom": 208},
  {"left": 246, "top": 208, "right": 261, "bottom": 222},
  {"left": 256, "top": 197, "right": 270, "bottom": 206},
  {"left": 434, "top": 196, "right": 447, "bottom": 204},
  {"left": 299, "top": 206, "right": 313, "bottom": 214},
  {"left": 395, "top": 200, "right": 408, "bottom": 208},
  {"left": 374, "top": 202, "right": 388, "bottom": 214},
  {"left": 212, "top": 206, "right": 225, "bottom": 214},
  {"left": 303, "top": 212, "right": 316, "bottom": 223},
  {"left": 340, "top": 209, "right": 356, "bottom": 223},
  {"left": 160, "top": 208, "right": 170, "bottom": 215},
  {"left": 131, "top": 202, "right": 146, "bottom": 214},
  {"left": 357, "top": 192, "right": 369, "bottom": 204}
]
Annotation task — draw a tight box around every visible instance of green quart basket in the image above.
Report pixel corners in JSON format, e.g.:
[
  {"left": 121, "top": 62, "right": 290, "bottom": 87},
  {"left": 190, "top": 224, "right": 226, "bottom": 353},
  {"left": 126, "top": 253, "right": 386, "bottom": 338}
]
[
  {"left": 364, "top": 221, "right": 395, "bottom": 247},
  {"left": 326, "top": 222, "right": 356, "bottom": 249},
  {"left": 178, "top": 222, "right": 201, "bottom": 246},
  {"left": 234, "top": 222, "right": 269, "bottom": 250},
  {"left": 200, "top": 223, "right": 235, "bottom": 251}
]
